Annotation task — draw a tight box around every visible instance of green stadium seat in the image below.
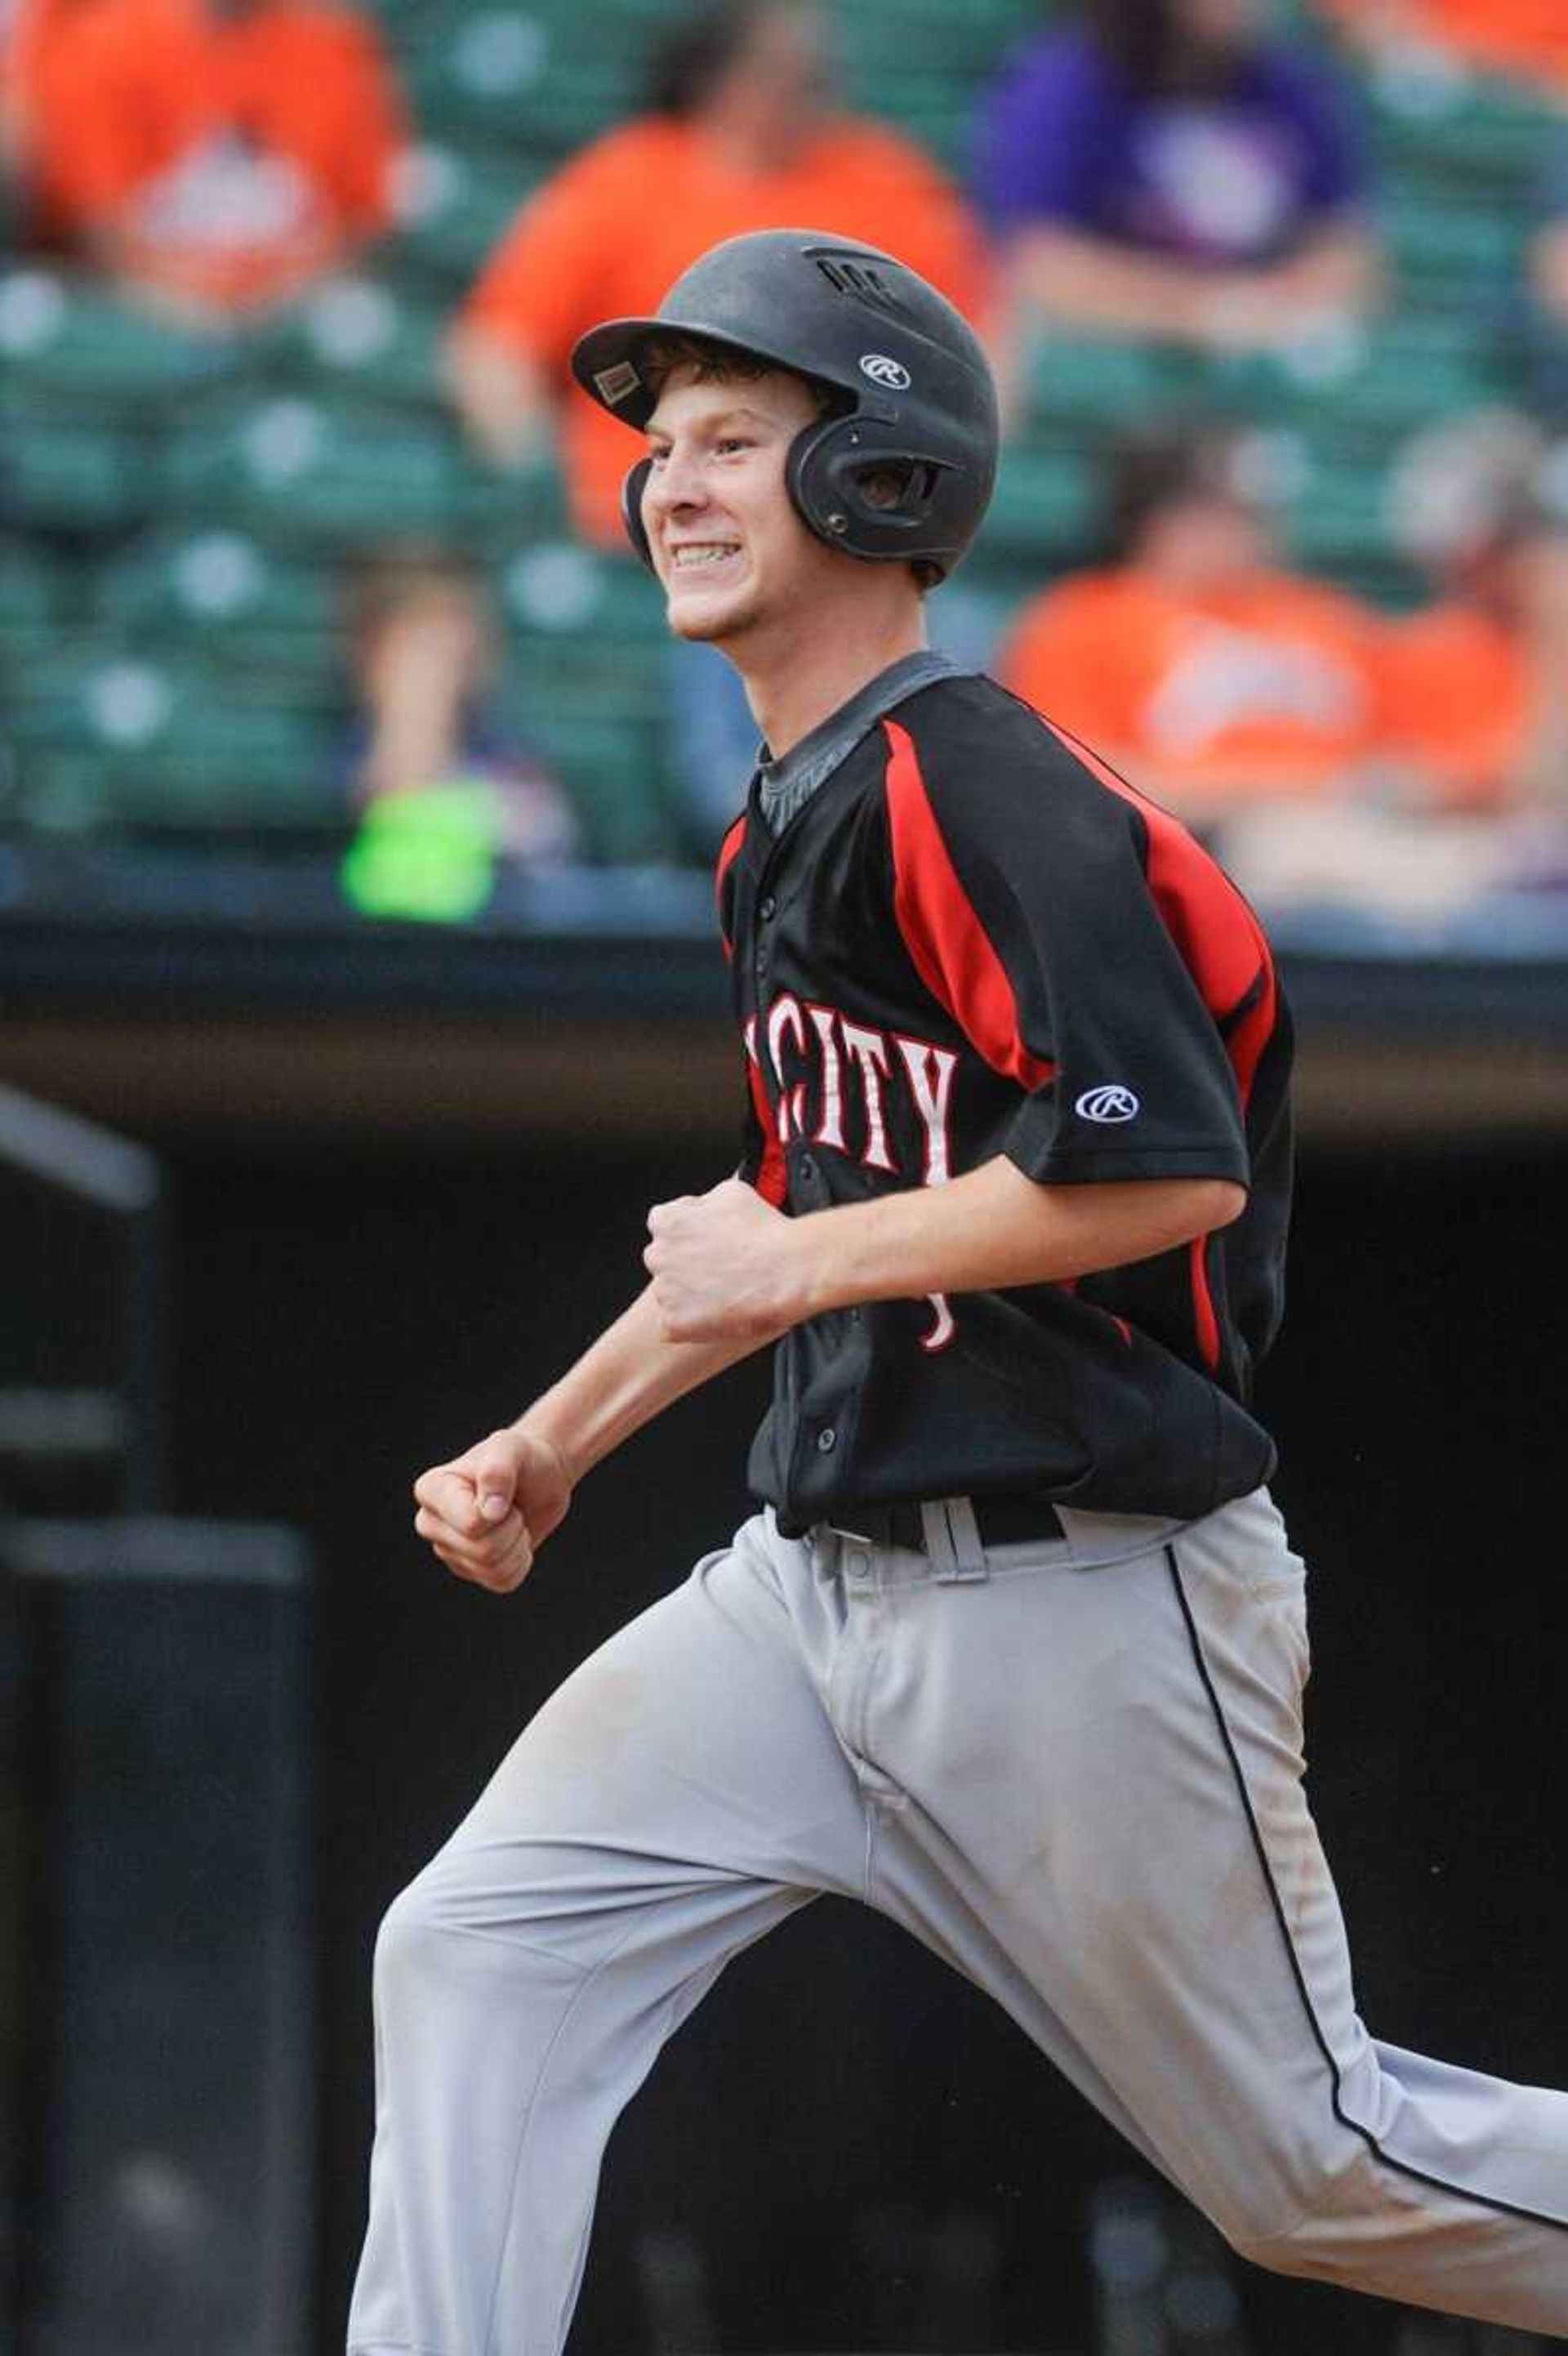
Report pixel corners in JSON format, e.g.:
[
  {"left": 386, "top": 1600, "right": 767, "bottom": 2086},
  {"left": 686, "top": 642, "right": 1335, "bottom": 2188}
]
[
  {"left": 6, "top": 644, "right": 339, "bottom": 832},
  {"left": 0, "top": 535, "right": 74, "bottom": 644},
  {"left": 260, "top": 274, "right": 449, "bottom": 412},
  {"left": 487, "top": 537, "right": 676, "bottom": 859},
  {"left": 498, "top": 538, "right": 666, "bottom": 642},
  {"left": 1309, "top": 329, "right": 1499, "bottom": 438},
  {"left": 0, "top": 400, "right": 158, "bottom": 532},
  {"left": 400, "top": 11, "right": 636, "bottom": 153},
  {"left": 92, "top": 529, "right": 342, "bottom": 698},
  {"left": 384, "top": 141, "right": 537, "bottom": 288},
  {"left": 973, "top": 445, "right": 1097, "bottom": 569},
  {"left": 160, "top": 390, "right": 488, "bottom": 547},
  {"left": 1368, "top": 62, "right": 1559, "bottom": 197},
  {"left": 0, "top": 265, "right": 240, "bottom": 408},
  {"left": 831, "top": 0, "right": 1032, "bottom": 78},
  {"left": 1381, "top": 190, "right": 1527, "bottom": 298},
  {"left": 1024, "top": 334, "right": 1203, "bottom": 439}
]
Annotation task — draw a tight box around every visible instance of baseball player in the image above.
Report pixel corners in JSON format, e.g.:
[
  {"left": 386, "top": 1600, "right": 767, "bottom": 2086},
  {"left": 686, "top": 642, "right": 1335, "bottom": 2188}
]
[{"left": 347, "top": 231, "right": 1568, "bottom": 2354}]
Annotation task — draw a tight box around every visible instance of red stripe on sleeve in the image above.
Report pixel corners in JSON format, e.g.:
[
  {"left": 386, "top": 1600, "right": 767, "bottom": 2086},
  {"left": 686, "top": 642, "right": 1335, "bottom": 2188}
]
[
  {"left": 1040, "top": 720, "right": 1277, "bottom": 1109},
  {"left": 883, "top": 719, "right": 1056, "bottom": 1092}
]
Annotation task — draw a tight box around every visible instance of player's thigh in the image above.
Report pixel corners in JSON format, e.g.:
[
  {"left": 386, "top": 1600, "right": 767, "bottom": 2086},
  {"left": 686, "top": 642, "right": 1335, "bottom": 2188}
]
[
  {"left": 871, "top": 1497, "right": 1354, "bottom": 2238},
  {"left": 444, "top": 1513, "right": 867, "bottom": 1899}
]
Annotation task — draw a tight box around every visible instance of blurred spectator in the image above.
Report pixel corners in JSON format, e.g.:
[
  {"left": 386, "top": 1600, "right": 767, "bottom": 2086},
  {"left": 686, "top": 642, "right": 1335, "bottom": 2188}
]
[
  {"left": 997, "top": 422, "right": 1384, "bottom": 826},
  {"left": 973, "top": 0, "right": 1379, "bottom": 371},
  {"left": 448, "top": 0, "right": 989, "bottom": 550},
  {"left": 24, "top": 0, "right": 405, "bottom": 320},
  {"left": 1379, "top": 409, "right": 1568, "bottom": 810},
  {"left": 1321, "top": 2, "right": 1568, "bottom": 94},
  {"left": 339, "top": 552, "right": 581, "bottom": 922}
]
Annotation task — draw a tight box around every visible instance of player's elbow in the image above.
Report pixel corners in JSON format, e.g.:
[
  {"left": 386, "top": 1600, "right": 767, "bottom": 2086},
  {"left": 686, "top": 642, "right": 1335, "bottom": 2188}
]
[
  {"left": 1198, "top": 1178, "right": 1248, "bottom": 1234},
  {"left": 1138, "top": 1176, "right": 1246, "bottom": 1265}
]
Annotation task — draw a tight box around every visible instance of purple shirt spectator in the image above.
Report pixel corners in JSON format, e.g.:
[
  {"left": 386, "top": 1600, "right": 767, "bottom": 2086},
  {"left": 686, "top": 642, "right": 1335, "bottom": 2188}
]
[{"left": 973, "top": 26, "right": 1366, "bottom": 265}]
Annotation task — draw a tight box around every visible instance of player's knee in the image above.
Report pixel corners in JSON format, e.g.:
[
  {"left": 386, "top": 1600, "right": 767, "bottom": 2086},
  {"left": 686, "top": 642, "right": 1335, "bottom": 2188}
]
[
  {"left": 371, "top": 1872, "right": 523, "bottom": 2014},
  {"left": 1218, "top": 2145, "right": 1396, "bottom": 2287},
  {"left": 372, "top": 1876, "right": 456, "bottom": 2011},
  {"left": 372, "top": 1853, "right": 583, "bottom": 2017}
]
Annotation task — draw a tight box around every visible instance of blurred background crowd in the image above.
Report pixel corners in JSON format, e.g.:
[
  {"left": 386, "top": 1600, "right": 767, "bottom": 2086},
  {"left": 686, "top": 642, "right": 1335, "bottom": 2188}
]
[{"left": 9, "top": 0, "right": 1568, "bottom": 944}]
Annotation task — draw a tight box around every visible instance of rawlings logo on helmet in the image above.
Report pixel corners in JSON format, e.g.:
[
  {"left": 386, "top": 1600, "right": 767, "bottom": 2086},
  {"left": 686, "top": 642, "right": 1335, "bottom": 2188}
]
[{"left": 858, "top": 353, "right": 911, "bottom": 390}]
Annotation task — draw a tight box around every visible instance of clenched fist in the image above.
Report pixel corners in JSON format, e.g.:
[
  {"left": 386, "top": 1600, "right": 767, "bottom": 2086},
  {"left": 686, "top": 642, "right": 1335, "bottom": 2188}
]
[
  {"left": 412, "top": 1426, "right": 573, "bottom": 1594},
  {"left": 644, "top": 1176, "right": 805, "bottom": 1342}
]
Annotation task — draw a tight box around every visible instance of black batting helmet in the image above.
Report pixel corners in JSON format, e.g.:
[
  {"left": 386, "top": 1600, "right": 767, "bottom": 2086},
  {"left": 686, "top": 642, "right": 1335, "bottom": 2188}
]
[{"left": 569, "top": 227, "right": 999, "bottom": 583}]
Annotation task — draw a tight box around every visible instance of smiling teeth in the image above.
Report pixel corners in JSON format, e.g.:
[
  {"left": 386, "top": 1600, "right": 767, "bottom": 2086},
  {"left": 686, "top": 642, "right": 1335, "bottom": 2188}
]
[{"left": 673, "top": 545, "right": 739, "bottom": 569}]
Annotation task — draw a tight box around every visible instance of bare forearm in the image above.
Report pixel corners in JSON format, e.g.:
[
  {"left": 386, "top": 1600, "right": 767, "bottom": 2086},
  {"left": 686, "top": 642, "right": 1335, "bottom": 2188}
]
[
  {"left": 1007, "top": 223, "right": 1378, "bottom": 347},
  {"left": 788, "top": 1159, "right": 1244, "bottom": 1318},
  {"left": 515, "top": 1280, "right": 780, "bottom": 1482},
  {"left": 644, "top": 1166, "right": 1245, "bottom": 1345},
  {"left": 1271, "top": 225, "right": 1381, "bottom": 312},
  {"left": 1007, "top": 226, "right": 1210, "bottom": 338}
]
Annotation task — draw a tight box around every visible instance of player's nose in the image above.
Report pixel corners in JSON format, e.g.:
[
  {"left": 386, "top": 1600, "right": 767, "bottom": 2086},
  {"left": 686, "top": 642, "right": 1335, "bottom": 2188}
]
[{"left": 644, "top": 444, "right": 709, "bottom": 523}]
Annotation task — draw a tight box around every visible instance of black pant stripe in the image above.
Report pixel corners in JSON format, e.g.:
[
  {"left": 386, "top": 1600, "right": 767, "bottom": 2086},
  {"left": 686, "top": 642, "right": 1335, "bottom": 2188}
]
[{"left": 1164, "top": 1541, "right": 1568, "bottom": 2241}]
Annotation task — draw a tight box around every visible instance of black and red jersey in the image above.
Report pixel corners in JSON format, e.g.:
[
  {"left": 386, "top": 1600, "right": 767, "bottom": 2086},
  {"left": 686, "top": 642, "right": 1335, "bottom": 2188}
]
[{"left": 716, "top": 671, "right": 1293, "bottom": 1536}]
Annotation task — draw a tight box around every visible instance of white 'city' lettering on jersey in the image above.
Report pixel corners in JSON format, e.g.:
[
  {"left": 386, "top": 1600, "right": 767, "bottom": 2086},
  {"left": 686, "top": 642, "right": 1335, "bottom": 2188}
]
[
  {"left": 920, "top": 1295, "right": 957, "bottom": 1353},
  {"left": 759, "top": 997, "right": 964, "bottom": 1349},
  {"left": 767, "top": 993, "right": 809, "bottom": 1142},
  {"left": 806, "top": 1002, "right": 846, "bottom": 1150},
  {"left": 893, "top": 1034, "right": 960, "bottom": 1351},
  {"left": 893, "top": 1035, "right": 958, "bottom": 1186},
  {"left": 760, "top": 997, "right": 957, "bottom": 1194},
  {"left": 840, "top": 1022, "right": 897, "bottom": 1172}
]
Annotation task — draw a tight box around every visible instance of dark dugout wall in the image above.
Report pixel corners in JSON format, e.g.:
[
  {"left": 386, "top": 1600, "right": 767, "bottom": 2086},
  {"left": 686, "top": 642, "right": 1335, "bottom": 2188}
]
[{"left": 168, "top": 1135, "right": 1568, "bottom": 2356}]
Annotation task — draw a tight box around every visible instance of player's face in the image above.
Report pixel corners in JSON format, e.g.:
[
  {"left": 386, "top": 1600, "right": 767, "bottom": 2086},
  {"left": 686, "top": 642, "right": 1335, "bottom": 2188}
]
[{"left": 640, "top": 367, "right": 831, "bottom": 645}]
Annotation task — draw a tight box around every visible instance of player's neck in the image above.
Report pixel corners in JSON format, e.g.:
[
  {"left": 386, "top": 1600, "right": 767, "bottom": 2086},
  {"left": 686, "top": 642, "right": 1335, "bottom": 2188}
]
[{"left": 739, "top": 605, "right": 929, "bottom": 762}]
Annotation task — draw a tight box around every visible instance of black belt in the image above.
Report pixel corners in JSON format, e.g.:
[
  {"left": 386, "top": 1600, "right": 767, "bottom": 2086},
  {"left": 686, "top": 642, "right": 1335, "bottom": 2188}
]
[{"left": 837, "top": 1494, "right": 1063, "bottom": 1551}]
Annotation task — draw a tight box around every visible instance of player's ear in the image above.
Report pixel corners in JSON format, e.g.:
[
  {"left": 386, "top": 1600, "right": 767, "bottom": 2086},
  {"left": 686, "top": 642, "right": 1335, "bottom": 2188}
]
[{"left": 621, "top": 458, "right": 655, "bottom": 570}]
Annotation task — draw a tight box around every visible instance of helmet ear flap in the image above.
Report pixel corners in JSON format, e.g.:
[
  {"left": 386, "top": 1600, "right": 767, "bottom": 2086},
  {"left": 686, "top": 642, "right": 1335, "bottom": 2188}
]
[
  {"left": 621, "top": 457, "right": 655, "bottom": 570},
  {"left": 785, "top": 413, "right": 861, "bottom": 555},
  {"left": 787, "top": 413, "right": 954, "bottom": 577}
]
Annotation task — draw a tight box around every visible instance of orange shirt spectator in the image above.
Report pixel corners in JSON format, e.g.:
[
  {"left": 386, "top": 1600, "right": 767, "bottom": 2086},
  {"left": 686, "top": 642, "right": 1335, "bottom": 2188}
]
[
  {"left": 1377, "top": 605, "right": 1526, "bottom": 810},
  {"left": 449, "top": 2, "right": 988, "bottom": 548},
  {"left": 997, "top": 427, "right": 1383, "bottom": 822},
  {"left": 29, "top": 0, "right": 403, "bottom": 313},
  {"left": 1002, "top": 566, "right": 1383, "bottom": 811},
  {"left": 1379, "top": 412, "right": 1568, "bottom": 810}
]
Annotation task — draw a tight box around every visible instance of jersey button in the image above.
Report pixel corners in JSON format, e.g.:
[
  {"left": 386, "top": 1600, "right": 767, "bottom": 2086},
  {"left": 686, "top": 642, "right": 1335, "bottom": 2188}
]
[
  {"left": 798, "top": 1154, "right": 816, "bottom": 1181},
  {"left": 759, "top": 893, "right": 777, "bottom": 921},
  {"left": 816, "top": 1426, "right": 836, "bottom": 1452}
]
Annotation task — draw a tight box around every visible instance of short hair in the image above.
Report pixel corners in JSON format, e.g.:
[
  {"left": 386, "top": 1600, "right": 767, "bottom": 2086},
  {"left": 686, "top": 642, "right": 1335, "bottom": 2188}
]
[{"left": 638, "top": 330, "right": 842, "bottom": 418}]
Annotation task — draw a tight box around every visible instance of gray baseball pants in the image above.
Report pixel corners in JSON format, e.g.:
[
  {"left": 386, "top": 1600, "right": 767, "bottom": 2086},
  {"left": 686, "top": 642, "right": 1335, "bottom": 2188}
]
[{"left": 347, "top": 1485, "right": 1568, "bottom": 2353}]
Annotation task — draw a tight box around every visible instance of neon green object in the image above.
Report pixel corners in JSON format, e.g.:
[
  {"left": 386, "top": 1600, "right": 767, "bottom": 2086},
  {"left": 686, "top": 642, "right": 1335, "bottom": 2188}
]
[{"left": 341, "top": 776, "right": 503, "bottom": 923}]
